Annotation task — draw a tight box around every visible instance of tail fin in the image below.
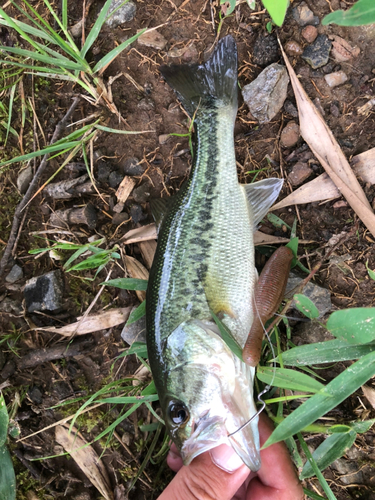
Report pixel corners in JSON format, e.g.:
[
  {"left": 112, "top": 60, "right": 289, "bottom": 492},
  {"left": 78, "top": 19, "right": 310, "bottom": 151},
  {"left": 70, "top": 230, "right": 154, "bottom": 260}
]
[{"left": 160, "top": 35, "right": 238, "bottom": 116}]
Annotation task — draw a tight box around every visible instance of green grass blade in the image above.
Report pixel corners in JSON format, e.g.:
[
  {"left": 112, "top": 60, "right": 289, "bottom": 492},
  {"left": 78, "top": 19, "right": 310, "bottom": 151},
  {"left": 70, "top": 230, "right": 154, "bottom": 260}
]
[
  {"left": 81, "top": 0, "right": 114, "bottom": 59},
  {"left": 327, "top": 308, "right": 375, "bottom": 343},
  {"left": 103, "top": 278, "right": 148, "bottom": 291},
  {"left": 98, "top": 395, "right": 158, "bottom": 404},
  {"left": 303, "top": 488, "right": 327, "bottom": 500},
  {"left": 41, "top": 0, "right": 79, "bottom": 52},
  {"left": 280, "top": 339, "right": 375, "bottom": 366},
  {"left": 0, "top": 141, "right": 80, "bottom": 170},
  {"left": 262, "top": 0, "right": 289, "bottom": 26},
  {"left": 0, "top": 7, "right": 49, "bottom": 54},
  {"left": 0, "top": 14, "right": 55, "bottom": 44},
  {"left": 62, "top": 0, "right": 68, "bottom": 29},
  {"left": 0, "top": 46, "right": 83, "bottom": 71},
  {"left": 257, "top": 366, "right": 324, "bottom": 393},
  {"left": 93, "top": 29, "right": 146, "bottom": 74},
  {"left": 322, "top": 0, "right": 375, "bottom": 26},
  {"left": 127, "top": 342, "right": 148, "bottom": 357},
  {"left": 4, "top": 83, "right": 16, "bottom": 146},
  {"left": 126, "top": 301, "right": 146, "bottom": 326},
  {"left": 264, "top": 350, "right": 375, "bottom": 447},
  {"left": 0, "top": 446, "right": 16, "bottom": 500},
  {"left": 298, "top": 433, "right": 336, "bottom": 500},
  {"left": 300, "top": 430, "right": 357, "bottom": 479},
  {"left": 94, "top": 124, "right": 153, "bottom": 134}
]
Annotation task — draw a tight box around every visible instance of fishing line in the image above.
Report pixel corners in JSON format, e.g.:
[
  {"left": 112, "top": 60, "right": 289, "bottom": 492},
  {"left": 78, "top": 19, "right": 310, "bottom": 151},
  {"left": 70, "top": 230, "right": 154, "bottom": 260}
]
[{"left": 228, "top": 297, "right": 278, "bottom": 437}]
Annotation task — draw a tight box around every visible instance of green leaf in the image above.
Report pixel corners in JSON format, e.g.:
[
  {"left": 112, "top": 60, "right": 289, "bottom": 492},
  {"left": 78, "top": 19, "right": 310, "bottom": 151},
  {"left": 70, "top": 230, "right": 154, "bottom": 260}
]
[
  {"left": 366, "top": 260, "right": 375, "bottom": 280},
  {"left": 303, "top": 488, "right": 327, "bottom": 500},
  {"left": 300, "top": 430, "right": 357, "bottom": 479},
  {"left": 0, "top": 393, "right": 9, "bottom": 447},
  {"left": 93, "top": 29, "right": 146, "bottom": 74},
  {"left": 322, "top": 0, "right": 375, "bottom": 26},
  {"left": 95, "top": 124, "right": 152, "bottom": 134},
  {"left": 264, "top": 350, "right": 375, "bottom": 447},
  {"left": 257, "top": 366, "right": 324, "bottom": 393},
  {"left": 293, "top": 294, "right": 320, "bottom": 319},
  {"left": 0, "top": 446, "right": 16, "bottom": 500},
  {"left": 286, "top": 237, "right": 298, "bottom": 267},
  {"left": 0, "top": 45, "right": 83, "bottom": 70},
  {"left": 140, "top": 422, "right": 160, "bottom": 432},
  {"left": 220, "top": 0, "right": 236, "bottom": 15},
  {"left": 81, "top": 0, "right": 113, "bottom": 59},
  {"left": 127, "top": 342, "right": 148, "bottom": 358},
  {"left": 298, "top": 434, "right": 336, "bottom": 500},
  {"left": 104, "top": 278, "right": 148, "bottom": 291},
  {"left": 327, "top": 308, "right": 375, "bottom": 344},
  {"left": 349, "top": 418, "right": 375, "bottom": 434},
  {"left": 281, "top": 339, "right": 375, "bottom": 366},
  {"left": 267, "top": 213, "right": 291, "bottom": 230},
  {"left": 99, "top": 395, "right": 158, "bottom": 404},
  {"left": 210, "top": 310, "right": 243, "bottom": 361},
  {"left": 262, "top": 0, "right": 290, "bottom": 26},
  {"left": 126, "top": 301, "right": 146, "bottom": 326}
]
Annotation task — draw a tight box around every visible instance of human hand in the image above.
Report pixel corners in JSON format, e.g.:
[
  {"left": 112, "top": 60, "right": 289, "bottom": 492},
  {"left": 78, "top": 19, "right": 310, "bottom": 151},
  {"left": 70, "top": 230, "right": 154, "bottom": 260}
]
[{"left": 157, "top": 413, "right": 304, "bottom": 500}]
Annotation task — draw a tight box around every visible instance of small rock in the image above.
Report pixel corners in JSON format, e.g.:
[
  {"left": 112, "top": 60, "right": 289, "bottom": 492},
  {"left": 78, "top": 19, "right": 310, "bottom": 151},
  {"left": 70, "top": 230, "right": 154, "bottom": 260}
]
[
  {"left": 104, "top": 0, "right": 136, "bottom": 28},
  {"left": 287, "top": 162, "right": 312, "bottom": 186},
  {"left": 17, "top": 165, "right": 33, "bottom": 194},
  {"left": 5, "top": 264, "right": 23, "bottom": 283},
  {"left": 284, "top": 100, "right": 298, "bottom": 118},
  {"left": 330, "top": 103, "right": 340, "bottom": 117},
  {"left": 324, "top": 70, "right": 348, "bottom": 88},
  {"left": 0, "top": 298, "right": 22, "bottom": 315},
  {"left": 301, "top": 25, "right": 318, "bottom": 43},
  {"left": 286, "top": 272, "right": 332, "bottom": 318},
  {"left": 252, "top": 34, "right": 279, "bottom": 67},
  {"left": 293, "top": 2, "right": 319, "bottom": 26},
  {"left": 330, "top": 35, "right": 360, "bottom": 62},
  {"left": 242, "top": 63, "right": 290, "bottom": 124},
  {"left": 108, "top": 170, "right": 124, "bottom": 189},
  {"left": 24, "top": 270, "right": 64, "bottom": 313},
  {"left": 132, "top": 183, "right": 151, "bottom": 204},
  {"left": 158, "top": 134, "right": 170, "bottom": 145},
  {"left": 313, "top": 97, "right": 325, "bottom": 116},
  {"left": 138, "top": 29, "right": 167, "bottom": 51},
  {"left": 168, "top": 42, "right": 198, "bottom": 62},
  {"left": 112, "top": 212, "right": 130, "bottom": 226},
  {"left": 302, "top": 35, "right": 332, "bottom": 69},
  {"left": 1, "top": 360, "right": 16, "bottom": 380},
  {"left": 121, "top": 157, "right": 144, "bottom": 176},
  {"left": 121, "top": 313, "right": 147, "bottom": 345},
  {"left": 322, "top": 62, "right": 335, "bottom": 74},
  {"left": 97, "top": 160, "right": 114, "bottom": 183},
  {"left": 280, "top": 121, "right": 300, "bottom": 148},
  {"left": 333, "top": 200, "right": 348, "bottom": 209},
  {"left": 331, "top": 459, "right": 364, "bottom": 485},
  {"left": 130, "top": 204, "right": 147, "bottom": 224},
  {"left": 285, "top": 40, "right": 303, "bottom": 57},
  {"left": 137, "top": 98, "right": 155, "bottom": 111},
  {"left": 28, "top": 386, "right": 43, "bottom": 405}
]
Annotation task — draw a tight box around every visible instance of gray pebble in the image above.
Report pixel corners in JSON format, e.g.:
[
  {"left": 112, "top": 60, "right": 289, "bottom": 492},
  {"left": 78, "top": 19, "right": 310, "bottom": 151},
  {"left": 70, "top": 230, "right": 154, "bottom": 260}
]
[
  {"left": 284, "top": 100, "right": 298, "bottom": 118},
  {"left": 121, "top": 157, "right": 144, "bottom": 176},
  {"left": 302, "top": 35, "right": 332, "bottom": 69},
  {"left": 5, "top": 264, "right": 23, "bottom": 284},
  {"left": 286, "top": 272, "right": 332, "bottom": 318},
  {"left": 130, "top": 204, "right": 147, "bottom": 224},
  {"left": 242, "top": 63, "right": 289, "bottom": 124},
  {"left": 293, "top": 1, "right": 319, "bottom": 26},
  {"left": 108, "top": 170, "right": 124, "bottom": 188},
  {"left": 132, "top": 183, "right": 151, "bottom": 204},
  {"left": 24, "top": 270, "right": 65, "bottom": 313},
  {"left": 104, "top": 0, "right": 136, "bottom": 28},
  {"left": 17, "top": 165, "right": 33, "bottom": 194}
]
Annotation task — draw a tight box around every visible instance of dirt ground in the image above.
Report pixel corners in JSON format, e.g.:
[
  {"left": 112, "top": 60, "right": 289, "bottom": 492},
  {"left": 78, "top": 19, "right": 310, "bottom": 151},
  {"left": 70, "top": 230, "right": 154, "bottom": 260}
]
[{"left": 1, "top": 0, "right": 375, "bottom": 499}]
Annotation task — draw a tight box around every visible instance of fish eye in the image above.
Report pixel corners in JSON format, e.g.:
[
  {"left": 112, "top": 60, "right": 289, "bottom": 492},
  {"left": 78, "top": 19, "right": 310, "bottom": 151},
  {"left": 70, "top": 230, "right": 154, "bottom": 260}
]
[{"left": 168, "top": 402, "right": 189, "bottom": 426}]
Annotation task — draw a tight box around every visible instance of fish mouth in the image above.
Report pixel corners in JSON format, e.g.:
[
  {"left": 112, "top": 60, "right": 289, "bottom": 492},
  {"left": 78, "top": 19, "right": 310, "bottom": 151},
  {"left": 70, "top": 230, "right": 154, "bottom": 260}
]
[{"left": 181, "top": 415, "right": 228, "bottom": 465}]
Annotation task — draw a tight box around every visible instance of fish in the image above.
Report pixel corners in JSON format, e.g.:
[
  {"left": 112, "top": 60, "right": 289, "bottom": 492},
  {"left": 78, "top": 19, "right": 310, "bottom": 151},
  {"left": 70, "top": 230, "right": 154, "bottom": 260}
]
[{"left": 145, "top": 35, "right": 283, "bottom": 471}]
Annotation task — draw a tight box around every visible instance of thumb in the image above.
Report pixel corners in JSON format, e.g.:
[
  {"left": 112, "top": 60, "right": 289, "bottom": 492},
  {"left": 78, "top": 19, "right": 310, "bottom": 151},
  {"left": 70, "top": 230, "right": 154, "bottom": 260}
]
[{"left": 158, "top": 445, "right": 250, "bottom": 500}]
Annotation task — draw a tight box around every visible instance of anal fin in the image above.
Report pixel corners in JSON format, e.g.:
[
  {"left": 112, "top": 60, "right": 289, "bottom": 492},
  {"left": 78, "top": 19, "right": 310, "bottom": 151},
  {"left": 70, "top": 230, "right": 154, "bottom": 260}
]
[{"left": 242, "top": 178, "right": 283, "bottom": 230}]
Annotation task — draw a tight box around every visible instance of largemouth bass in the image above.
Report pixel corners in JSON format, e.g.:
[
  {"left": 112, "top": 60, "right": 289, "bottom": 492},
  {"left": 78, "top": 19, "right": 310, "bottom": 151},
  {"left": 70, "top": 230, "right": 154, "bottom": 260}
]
[{"left": 146, "top": 35, "right": 283, "bottom": 471}]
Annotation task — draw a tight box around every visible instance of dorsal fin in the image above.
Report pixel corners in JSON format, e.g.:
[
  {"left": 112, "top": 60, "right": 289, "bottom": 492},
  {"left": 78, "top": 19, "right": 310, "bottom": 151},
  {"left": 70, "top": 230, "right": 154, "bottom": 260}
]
[{"left": 242, "top": 178, "right": 283, "bottom": 230}]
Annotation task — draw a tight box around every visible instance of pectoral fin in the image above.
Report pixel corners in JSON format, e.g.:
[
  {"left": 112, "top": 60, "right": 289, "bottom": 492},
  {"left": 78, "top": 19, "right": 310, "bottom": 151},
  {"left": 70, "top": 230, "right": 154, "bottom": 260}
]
[
  {"left": 242, "top": 178, "right": 283, "bottom": 229},
  {"left": 150, "top": 197, "right": 173, "bottom": 233}
]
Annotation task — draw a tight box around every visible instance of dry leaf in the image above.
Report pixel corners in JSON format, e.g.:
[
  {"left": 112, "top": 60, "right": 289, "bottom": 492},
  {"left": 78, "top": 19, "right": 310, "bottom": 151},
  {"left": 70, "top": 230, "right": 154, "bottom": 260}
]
[
  {"left": 362, "top": 385, "right": 375, "bottom": 409},
  {"left": 121, "top": 223, "right": 157, "bottom": 244},
  {"left": 139, "top": 239, "right": 157, "bottom": 269},
  {"left": 37, "top": 307, "right": 131, "bottom": 335},
  {"left": 56, "top": 424, "right": 113, "bottom": 500},
  {"left": 280, "top": 42, "right": 375, "bottom": 237},
  {"left": 124, "top": 255, "right": 148, "bottom": 302},
  {"left": 352, "top": 148, "right": 375, "bottom": 183}
]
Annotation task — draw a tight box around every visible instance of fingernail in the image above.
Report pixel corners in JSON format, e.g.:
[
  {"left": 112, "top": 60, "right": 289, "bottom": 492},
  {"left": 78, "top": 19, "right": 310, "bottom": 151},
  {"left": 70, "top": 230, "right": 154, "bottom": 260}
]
[
  {"left": 210, "top": 444, "right": 244, "bottom": 473},
  {"left": 168, "top": 450, "right": 180, "bottom": 461}
]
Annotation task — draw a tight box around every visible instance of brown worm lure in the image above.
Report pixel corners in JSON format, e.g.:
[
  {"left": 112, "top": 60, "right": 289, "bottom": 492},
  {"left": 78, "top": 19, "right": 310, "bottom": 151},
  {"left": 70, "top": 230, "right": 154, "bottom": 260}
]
[{"left": 242, "top": 246, "right": 294, "bottom": 367}]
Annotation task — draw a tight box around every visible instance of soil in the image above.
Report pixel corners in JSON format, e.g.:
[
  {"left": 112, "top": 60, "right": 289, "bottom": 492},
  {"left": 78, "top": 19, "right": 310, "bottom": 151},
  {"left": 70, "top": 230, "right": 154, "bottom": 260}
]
[{"left": 1, "top": 1, "right": 375, "bottom": 499}]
